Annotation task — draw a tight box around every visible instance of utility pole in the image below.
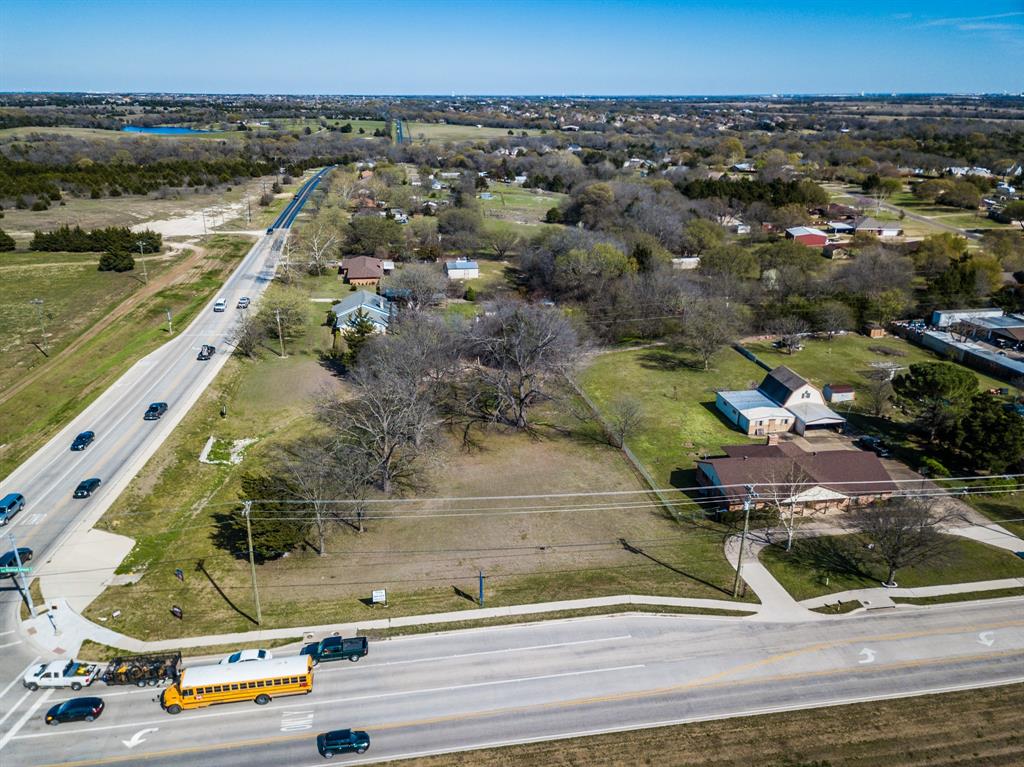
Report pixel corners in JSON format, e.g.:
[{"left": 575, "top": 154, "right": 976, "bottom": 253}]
[
  {"left": 732, "top": 485, "right": 756, "bottom": 599},
  {"left": 29, "top": 298, "right": 48, "bottom": 354},
  {"left": 166, "top": 309, "right": 173, "bottom": 334},
  {"left": 201, "top": 209, "right": 208, "bottom": 236},
  {"left": 7, "top": 533, "right": 35, "bottom": 617},
  {"left": 275, "top": 308, "right": 286, "bottom": 357},
  {"left": 138, "top": 242, "right": 148, "bottom": 284},
  {"left": 242, "top": 501, "right": 262, "bottom": 626},
  {"left": 246, "top": 196, "right": 251, "bottom": 223}
]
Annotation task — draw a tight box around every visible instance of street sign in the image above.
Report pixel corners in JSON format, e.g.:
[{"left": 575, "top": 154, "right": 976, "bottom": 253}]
[
  {"left": 371, "top": 589, "right": 387, "bottom": 605},
  {"left": 0, "top": 567, "right": 30, "bottom": 574}
]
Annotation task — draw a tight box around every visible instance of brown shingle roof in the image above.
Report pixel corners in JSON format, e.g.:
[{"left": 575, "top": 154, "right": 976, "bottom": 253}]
[
  {"left": 698, "top": 444, "right": 895, "bottom": 502},
  {"left": 342, "top": 256, "right": 384, "bottom": 281}
]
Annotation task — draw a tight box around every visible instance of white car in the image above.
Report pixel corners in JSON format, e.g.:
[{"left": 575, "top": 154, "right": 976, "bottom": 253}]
[
  {"left": 219, "top": 649, "right": 273, "bottom": 664},
  {"left": 213, "top": 299, "right": 227, "bottom": 312}
]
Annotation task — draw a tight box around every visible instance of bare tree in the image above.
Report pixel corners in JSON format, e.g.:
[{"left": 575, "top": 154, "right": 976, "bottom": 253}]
[
  {"left": 467, "top": 301, "right": 579, "bottom": 430},
  {"left": 387, "top": 264, "right": 447, "bottom": 311},
  {"left": 814, "top": 300, "right": 855, "bottom": 340},
  {"left": 484, "top": 229, "right": 520, "bottom": 259},
  {"left": 862, "top": 372, "right": 894, "bottom": 418},
  {"left": 767, "top": 315, "right": 810, "bottom": 354},
  {"left": 682, "top": 297, "right": 743, "bottom": 370},
  {"left": 605, "top": 396, "right": 644, "bottom": 449},
  {"left": 304, "top": 221, "right": 339, "bottom": 276},
  {"left": 273, "top": 437, "right": 342, "bottom": 557},
  {"left": 229, "top": 311, "right": 264, "bottom": 358},
  {"left": 846, "top": 497, "right": 952, "bottom": 587},
  {"left": 759, "top": 461, "right": 815, "bottom": 551}
]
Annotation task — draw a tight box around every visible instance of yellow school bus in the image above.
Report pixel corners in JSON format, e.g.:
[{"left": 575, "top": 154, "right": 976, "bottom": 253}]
[{"left": 160, "top": 655, "right": 313, "bottom": 714}]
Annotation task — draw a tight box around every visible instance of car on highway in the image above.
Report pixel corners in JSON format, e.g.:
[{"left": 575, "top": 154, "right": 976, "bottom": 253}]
[
  {"left": 213, "top": 298, "right": 227, "bottom": 312},
  {"left": 45, "top": 697, "right": 104, "bottom": 726},
  {"left": 301, "top": 636, "right": 368, "bottom": 665},
  {"left": 70, "top": 431, "right": 95, "bottom": 451},
  {"left": 0, "top": 493, "right": 26, "bottom": 525},
  {"left": 73, "top": 478, "right": 101, "bottom": 498},
  {"left": 197, "top": 344, "right": 216, "bottom": 361},
  {"left": 0, "top": 547, "right": 33, "bottom": 576},
  {"left": 219, "top": 649, "right": 273, "bottom": 664},
  {"left": 237, "top": 296, "right": 251, "bottom": 309},
  {"left": 317, "top": 729, "right": 370, "bottom": 757},
  {"left": 144, "top": 402, "right": 168, "bottom": 420}
]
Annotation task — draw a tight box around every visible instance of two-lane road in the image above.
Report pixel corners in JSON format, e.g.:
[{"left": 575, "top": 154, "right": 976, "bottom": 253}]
[{"left": 2, "top": 602, "right": 1022, "bottom": 766}]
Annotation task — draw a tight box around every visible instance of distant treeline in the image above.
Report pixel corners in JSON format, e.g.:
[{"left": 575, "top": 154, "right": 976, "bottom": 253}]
[
  {"left": 677, "top": 178, "right": 829, "bottom": 206},
  {"left": 0, "top": 154, "right": 352, "bottom": 204},
  {"left": 30, "top": 225, "right": 162, "bottom": 254}
]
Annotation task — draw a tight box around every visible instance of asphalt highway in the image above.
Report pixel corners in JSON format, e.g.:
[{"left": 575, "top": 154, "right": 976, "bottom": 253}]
[
  {"left": 0, "top": 168, "right": 332, "bottom": 743},
  {"left": 1, "top": 602, "right": 1021, "bottom": 766}
]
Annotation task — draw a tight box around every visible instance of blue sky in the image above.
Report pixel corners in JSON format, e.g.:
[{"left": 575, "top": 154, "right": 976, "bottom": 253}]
[{"left": 1, "top": 0, "right": 1022, "bottom": 94}]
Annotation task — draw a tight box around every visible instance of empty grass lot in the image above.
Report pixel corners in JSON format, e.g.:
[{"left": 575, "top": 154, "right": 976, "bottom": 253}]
[
  {"left": 407, "top": 122, "right": 545, "bottom": 142},
  {"left": 759, "top": 534, "right": 1024, "bottom": 600},
  {"left": 480, "top": 183, "right": 566, "bottom": 225},
  {"left": 395, "top": 682, "right": 1024, "bottom": 767}
]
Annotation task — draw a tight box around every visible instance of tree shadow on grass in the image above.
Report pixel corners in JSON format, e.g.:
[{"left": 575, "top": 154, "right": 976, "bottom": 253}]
[
  {"left": 619, "top": 538, "right": 732, "bottom": 597},
  {"left": 194, "top": 559, "right": 259, "bottom": 626},
  {"left": 637, "top": 349, "right": 703, "bottom": 372},
  {"left": 776, "top": 536, "right": 876, "bottom": 582}
]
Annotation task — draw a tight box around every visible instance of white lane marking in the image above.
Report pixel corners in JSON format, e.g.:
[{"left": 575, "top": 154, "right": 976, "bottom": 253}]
[
  {"left": 0, "top": 631, "right": 14, "bottom": 636},
  {"left": 858, "top": 648, "right": 876, "bottom": 664},
  {"left": 280, "top": 710, "right": 314, "bottom": 732},
  {"left": 122, "top": 727, "right": 158, "bottom": 749},
  {"left": 303, "top": 675, "right": 1024, "bottom": 767},
  {"left": 20, "top": 513, "right": 44, "bottom": 526},
  {"left": 0, "top": 657, "right": 40, "bottom": 702},
  {"left": 323, "top": 635, "right": 635, "bottom": 671},
  {"left": 978, "top": 631, "right": 995, "bottom": 647},
  {"left": 14, "top": 664, "right": 646, "bottom": 740},
  {"left": 0, "top": 640, "right": 22, "bottom": 650},
  {"left": 0, "top": 688, "right": 51, "bottom": 751},
  {"left": 0, "top": 690, "right": 32, "bottom": 728}
]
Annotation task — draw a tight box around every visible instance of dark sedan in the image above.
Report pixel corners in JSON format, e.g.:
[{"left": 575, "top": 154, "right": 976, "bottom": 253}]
[
  {"left": 0, "top": 547, "right": 32, "bottom": 577},
  {"left": 317, "top": 729, "right": 370, "bottom": 757},
  {"left": 73, "top": 478, "right": 101, "bottom": 499},
  {"left": 197, "top": 344, "right": 215, "bottom": 361},
  {"left": 70, "top": 431, "right": 95, "bottom": 451},
  {"left": 45, "top": 697, "right": 104, "bottom": 725},
  {"left": 144, "top": 402, "right": 168, "bottom": 420}
]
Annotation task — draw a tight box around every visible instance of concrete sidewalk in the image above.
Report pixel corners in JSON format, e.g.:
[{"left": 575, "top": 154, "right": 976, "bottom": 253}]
[
  {"left": 725, "top": 532, "right": 822, "bottom": 622},
  {"left": 800, "top": 577, "right": 1024, "bottom": 610},
  {"left": 22, "top": 594, "right": 762, "bottom": 659}
]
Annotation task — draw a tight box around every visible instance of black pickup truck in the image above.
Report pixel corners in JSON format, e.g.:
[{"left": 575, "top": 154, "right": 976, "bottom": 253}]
[{"left": 300, "top": 637, "right": 368, "bottom": 666}]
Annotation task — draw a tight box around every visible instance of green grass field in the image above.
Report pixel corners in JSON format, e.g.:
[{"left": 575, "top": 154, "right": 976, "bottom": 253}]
[
  {"left": 407, "top": 122, "right": 544, "bottom": 142},
  {"left": 0, "top": 235, "right": 251, "bottom": 480},
  {"left": 760, "top": 534, "right": 1024, "bottom": 600}
]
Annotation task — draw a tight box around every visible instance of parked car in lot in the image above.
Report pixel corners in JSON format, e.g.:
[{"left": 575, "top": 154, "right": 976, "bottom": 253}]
[
  {"left": 855, "top": 435, "right": 891, "bottom": 459},
  {"left": 317, "top": 729, "right": 370, "bottom": 757},
  {"left": 197, "top": 344, "right": 216, "bottom": 361},
  {"left": 213, "top": 299, "right": 227, "bottom": 312},
  {"left": 73, "top": 478, "right": 101, "bottom": 498},
  {"left": 70, "top": 431, "right": 95, "bottom": 451},
  {"left": 144, "top": 402, "right": 168, "bottom": 420},
  {"left": 0, "top": 493, "right": 25, "bottom": 526},
  {"left": 45, "top": 697, "right": 104, "bottom": 725},
  {"left": 301, "top": 636, "right": 368, "bottom": 665},
  {"left": 219, "top": 649, "right": 273, "bottom": 664},
  {"left": 0, "top": 547, "right": 32, "bottom": 575},
  {"left": 237, "top": 296, "right": 251, "bottom": 309}
]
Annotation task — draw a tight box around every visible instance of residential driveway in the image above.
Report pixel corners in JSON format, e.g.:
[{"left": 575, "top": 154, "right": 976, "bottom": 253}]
[{"left": 789, "top": 431, "right": 859, "bottom": 452}]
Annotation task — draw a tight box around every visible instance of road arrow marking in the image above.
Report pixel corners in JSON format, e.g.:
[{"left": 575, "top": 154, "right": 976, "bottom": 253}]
[
  {"left": 858, "top": 648, "right": 876, "bottom": 664},
  {"left": 122, "top": 727, "right": 158, "bottom": 749},
  {"left": 978, "top": 632, "right": 995, "bottom": 647}
]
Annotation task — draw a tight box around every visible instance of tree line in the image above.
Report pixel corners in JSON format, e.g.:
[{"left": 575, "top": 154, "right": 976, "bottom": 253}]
[{"left": 29, "top": 224, "right": 162, "bottom": 254}]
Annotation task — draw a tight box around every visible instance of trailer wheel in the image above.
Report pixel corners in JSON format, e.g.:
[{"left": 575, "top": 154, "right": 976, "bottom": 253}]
[
  {"left": 136, "top": 680, "right": 147, "bottom": 688},
  {"left": 148, "top": 679, "right": 158, "bottom": 687},
  {"left": 254, "top": 694, "right": 271, "bottom": 705},
  {"left": 71, "top": 682, "right": 82, "bottom": 691}
]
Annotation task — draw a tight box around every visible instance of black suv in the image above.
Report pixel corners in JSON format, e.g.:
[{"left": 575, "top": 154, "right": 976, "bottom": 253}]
[
  {"left": 73, "top": 478, "right": 101, "bottom": 498},
  {"left": 45, "top": 697, "right": 104, "bottom": 725},
  {"left": 317, "top": 729, "right": 370, "bottom": 757},
  {"left": 855, "top": 435, "right": 891, "bottom": 459},
  {"left": 197, "top": 345, "right": 215, "bottom": 361},
  {"left": 301, "top": 636, "right": 368, "bottom": 666},
  {"left": 144, "top": 402, "right": 168, "bottom": 420},
  {"left": 70, "top": 431, "right": 95, "bottom": 451},
  {"left": 0, "top": 547, "right": 33, "bottom": 577}
]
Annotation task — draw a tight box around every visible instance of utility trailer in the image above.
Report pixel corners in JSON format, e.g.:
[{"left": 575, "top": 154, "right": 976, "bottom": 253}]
[{"left": 101, "top": 653, "right": 181, "bottom": 687}]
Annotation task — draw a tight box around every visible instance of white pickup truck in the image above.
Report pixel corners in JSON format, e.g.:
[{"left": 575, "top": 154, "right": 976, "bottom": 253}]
[{"left": 23, "top": 659, "right": 101, "bottom": 691}]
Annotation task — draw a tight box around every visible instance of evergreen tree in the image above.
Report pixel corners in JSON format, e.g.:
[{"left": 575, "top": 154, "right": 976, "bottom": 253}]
[
  {"left": 344, "top": 309, "right": 377, "bottom": 365},
  {"left": 0, "top": 228, "right": 15, "bottom": 252}
]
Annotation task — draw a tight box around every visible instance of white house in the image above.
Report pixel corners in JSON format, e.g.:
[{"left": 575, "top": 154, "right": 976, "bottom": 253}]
[
  {"left": 717, "top": 366, "right": 846, "bottom": 436},
  {"left": 330, "top": 291, "right": 393, "bottom": 334},
  {"left": 445, "top": 259, "right": 480, "bottom": 280}
]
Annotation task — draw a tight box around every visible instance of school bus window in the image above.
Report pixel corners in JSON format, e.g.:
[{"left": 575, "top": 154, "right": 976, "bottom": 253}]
[{"left": 183, "top": 689, "right": 194, "bottom": 697}]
